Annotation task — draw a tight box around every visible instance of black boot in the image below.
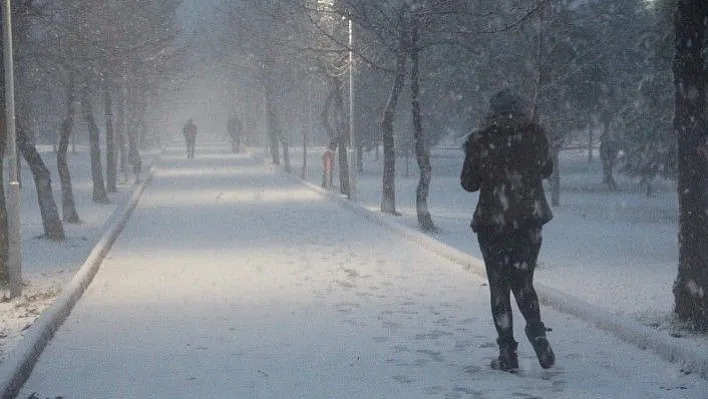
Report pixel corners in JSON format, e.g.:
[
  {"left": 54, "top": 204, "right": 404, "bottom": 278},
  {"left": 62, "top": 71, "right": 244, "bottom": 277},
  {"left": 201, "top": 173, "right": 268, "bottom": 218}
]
[
  {"left": 490, "top": 338, "right": 518, "bottom": 372},
  {"left": 525, "top": 322, "right": 555, "bottom": 369}
]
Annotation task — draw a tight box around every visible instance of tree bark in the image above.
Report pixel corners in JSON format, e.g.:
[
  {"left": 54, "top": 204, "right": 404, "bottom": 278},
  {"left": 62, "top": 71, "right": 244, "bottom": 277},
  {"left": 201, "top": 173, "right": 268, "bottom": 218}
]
[
  {"left": 58, "top": 74, "right": 80, "bottom": 223},
  {"left": 321, "top": 86, "right": 336, "bottom": 143},
  {"left": 333, "top": 77, "right": 350, "bottom": 197},
  {"left": 0, "top": 117, "right": 8, "bottom": 281},
  {"left": 81, "top": 87, "right": 110, "bottom": 203},
  {"left": 320, "top": 78, "right": 351, "bottom": 195},
  {"left": 17, "top": 124, "right": 66, "bottom": 240},
  {"left": 263, "top": 66, "right": 280, "bottom": 165},
  {"left": 281, "top": 132, "right": 291, "bottom": 173},
  {"left": 673, "top": 0, "right": 708, "bottom": 330},
  {"left": 105, "top": 81, "right": 117, "bottom": 192},
  {"left": 125, "top": 87, "right": 143, "bottom": 179},
  {"left": 409, "top": 23, "right": 435, "bottom": 231},
  {"left": 117, "top": 81, "right": 128, "bottom": 181},
  {"left": 300, "top": 127, "right": 307, "bottom": 179},
  {"left": 587, "top": 124, "right": 593, "bottom": 164},
  {"left": 10, "top": 0, "right": 64, "bottom": 240},
  {"left": 530, "top": 9, "right": 545, "bottom": 123},
  {"left": 380, "top": 43, "right": 407, "bottom": 215},
  {"left": 550, "top": 146, "right": 561, "bottom": 207}
]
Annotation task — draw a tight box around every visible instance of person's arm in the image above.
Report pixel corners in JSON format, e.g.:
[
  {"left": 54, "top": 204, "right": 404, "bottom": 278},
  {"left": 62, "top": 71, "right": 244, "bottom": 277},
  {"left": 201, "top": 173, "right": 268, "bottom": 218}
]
[{"left": 461, "top": 133, "right": 482, "bottom": 192}]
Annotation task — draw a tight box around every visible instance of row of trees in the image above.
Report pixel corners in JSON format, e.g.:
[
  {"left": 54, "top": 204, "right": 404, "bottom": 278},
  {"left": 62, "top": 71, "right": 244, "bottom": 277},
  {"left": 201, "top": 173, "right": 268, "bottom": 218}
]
[
  {"left": 207, "top": 0, "right": 682, "bottom": 222},
  {"left": 0, "top": 0, "right": 704, "bottom": 329},
  {"left": 204, "top": 0, "right": 708, "bottom": 329},
  {"left": 0, "top": 0, "right": 190, "bottom": 281}
]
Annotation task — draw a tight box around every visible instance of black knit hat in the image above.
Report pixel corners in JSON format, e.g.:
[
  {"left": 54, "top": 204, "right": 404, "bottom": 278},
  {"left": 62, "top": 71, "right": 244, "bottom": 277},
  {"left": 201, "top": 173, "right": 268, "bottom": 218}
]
[{"left": 488, "top": 88, "right": 527, "bottom": 120}]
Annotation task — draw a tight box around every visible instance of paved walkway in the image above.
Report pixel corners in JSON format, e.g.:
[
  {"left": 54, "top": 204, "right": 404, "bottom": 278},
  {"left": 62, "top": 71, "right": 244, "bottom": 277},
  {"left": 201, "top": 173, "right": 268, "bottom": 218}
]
[{"left": 16, "top": 145, "right": 708, "bottom": 398}]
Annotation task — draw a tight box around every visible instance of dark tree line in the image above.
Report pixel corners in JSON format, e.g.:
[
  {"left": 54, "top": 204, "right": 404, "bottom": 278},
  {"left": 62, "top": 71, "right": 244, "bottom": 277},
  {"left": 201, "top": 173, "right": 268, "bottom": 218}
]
[
  {"left": 204, "top": 0, "right": 708, "bottom": 329},
  {"left": 0, "top": 0, "right": 703, "bottom": 327}
]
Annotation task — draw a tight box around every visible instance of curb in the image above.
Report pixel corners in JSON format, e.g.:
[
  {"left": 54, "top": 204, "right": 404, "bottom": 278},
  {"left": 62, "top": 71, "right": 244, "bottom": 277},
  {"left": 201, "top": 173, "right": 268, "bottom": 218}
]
[
  {"left": 0, "top": 161, "right": 159, "bottom": 399},
  {"left": 286, "top": 170, "right": 708, "bottom": 380}
]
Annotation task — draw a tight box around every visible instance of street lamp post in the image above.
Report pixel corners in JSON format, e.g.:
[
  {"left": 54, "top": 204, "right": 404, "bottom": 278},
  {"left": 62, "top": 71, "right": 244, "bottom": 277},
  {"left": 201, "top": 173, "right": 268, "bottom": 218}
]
[
  {"left": 348, "top": 18, "right": 357, "bottom": 200},
  {"left": 2, "top": 0, "right": 22, "bottom": 298}
]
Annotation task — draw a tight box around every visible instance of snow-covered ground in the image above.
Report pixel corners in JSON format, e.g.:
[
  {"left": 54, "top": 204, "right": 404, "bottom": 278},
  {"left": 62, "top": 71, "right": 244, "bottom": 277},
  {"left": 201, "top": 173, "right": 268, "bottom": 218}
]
[
  {"left": 16, "top": 144, "right": 708, "bottom": 398},
  {"left": 0, "top": 139, "right": 706, "bottom": 397},
  {"left": 293, "top": 144, "right": 690, "bottom": 330},
  {"left": 0, "top": 145, "right": 156, "bottom": 362}
]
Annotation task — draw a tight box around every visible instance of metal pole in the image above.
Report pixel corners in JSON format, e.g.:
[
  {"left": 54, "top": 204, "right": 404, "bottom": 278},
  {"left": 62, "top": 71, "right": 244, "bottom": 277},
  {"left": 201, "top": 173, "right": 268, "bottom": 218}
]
[
  {"left": 348, "top": 18, "right": 357, "bottom": 200},
  {"left": 3, "top": 0, "right": 22, "bottom": 298}
]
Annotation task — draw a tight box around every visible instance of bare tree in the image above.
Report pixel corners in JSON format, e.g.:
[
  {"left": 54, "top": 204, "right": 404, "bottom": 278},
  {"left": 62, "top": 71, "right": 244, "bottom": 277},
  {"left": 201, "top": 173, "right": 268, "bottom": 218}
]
[
  {"left": 57, "top": 73, "right": 80, "bottom": 222},
  {"left": 13, "top": 0, "right": 65, "bottom": 240},
  {"left": 672, "top": 0, "right": 708, "bottom": 330}
]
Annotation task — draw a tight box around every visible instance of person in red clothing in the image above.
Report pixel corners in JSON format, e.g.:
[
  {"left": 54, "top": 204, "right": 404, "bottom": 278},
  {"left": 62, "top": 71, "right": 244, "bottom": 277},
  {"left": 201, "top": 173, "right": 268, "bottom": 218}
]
[
  {"left": 460, "top": 89, "right": 555, "bottom": 372},
  {"left": 321, "top": 142, "right": 336, "bottom": 189}
]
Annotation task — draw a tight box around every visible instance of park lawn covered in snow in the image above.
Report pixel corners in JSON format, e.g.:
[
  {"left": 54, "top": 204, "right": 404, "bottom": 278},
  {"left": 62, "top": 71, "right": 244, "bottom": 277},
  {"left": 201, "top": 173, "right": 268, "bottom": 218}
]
[
  {"left": 291, "top": 143, "right": 706, "bottom": 349},
  {"left": 0, "top": 145, "right": 152, "bottom": 362}
]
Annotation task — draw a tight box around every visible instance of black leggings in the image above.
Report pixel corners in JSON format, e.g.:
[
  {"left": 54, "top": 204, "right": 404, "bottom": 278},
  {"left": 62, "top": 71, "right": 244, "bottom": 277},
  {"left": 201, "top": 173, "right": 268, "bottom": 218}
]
[
  {"left": 186, "top": 137, "right": 195, "bottom": 158},
  {"left": 477, "top": 227, "right": 543, "bottom": 342}
]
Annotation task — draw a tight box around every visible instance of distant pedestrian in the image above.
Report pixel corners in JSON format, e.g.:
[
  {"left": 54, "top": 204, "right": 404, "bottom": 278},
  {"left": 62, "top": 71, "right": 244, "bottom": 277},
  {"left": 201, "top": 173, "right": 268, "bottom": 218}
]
[
  {"left": 460, "top": 88, "right": 555, "bottom": 372},
  {"left": 183, "top": 118, "right": 197, "bottom": 158},
  {"left": 321, "top": 143, "right": 336, "bottom": 189},
  {"left": 227, "top": 114, "right": 243, "bottom": 154}
]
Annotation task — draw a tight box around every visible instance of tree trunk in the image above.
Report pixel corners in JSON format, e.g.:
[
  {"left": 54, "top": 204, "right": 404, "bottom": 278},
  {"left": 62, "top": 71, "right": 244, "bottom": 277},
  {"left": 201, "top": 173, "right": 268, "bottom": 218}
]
[
  {"left": 550, "top": 147, "right": 561, "bottom": 207},
  {"left": 0, "top": 117, "right": 8, "bottom": 281},
  {"left": 321, "top": 85, "right": 336, "bottom": 144},
  {"left": 10, "top": 4, "right": 64, "bottom": 241},
  {"left": 409, "top": 23, "right": 435, "bottom": 231},
  {"left": 587, "top": 123, "right": 593, "bottom": 164},
  {"left": 263, "top": 68, "right": 280, "bottom": 165},
  {"left": 600, "top": 117, "right": 618, "bottom": 190},
  {"left": 301, "top": 127, "right": 307, "bottom": 179},
  {"left": 81, "top": 87, "right": 110, "bottom": 203},
  {"left": 117, "top": 81, "right": 128, "bottom": 181},
  {"left": 281, "top": 132, "right": 291, "bottom": 173},
  {"left": 530, "top": 9, "right": 545, "bottom": 123},
  {"left": 337, "top": 133, "right": 349, "bottom": 196},
  {"left": 58, "top": 75, "right": 80, "bottom": 223},
  {"left": 357, "top": 143, "right": 364, "bottom": 173},
  {"left": 17, "top": 124, "right": 66, "bottom": 240},
  {"left": 673, "top": 0, "right": 708, "bottom": 330},
  {"left": 333, "top": 77, "right": 350, "bottom": 197},
  {"left": 105, "top": 82, "right": 117, "bottom": 193},
  {"left": 125, "top": 89, "right": 143, "bottom": 180},
  {"left": 380, "top": 45, "right": 406, "bottom": 215}
]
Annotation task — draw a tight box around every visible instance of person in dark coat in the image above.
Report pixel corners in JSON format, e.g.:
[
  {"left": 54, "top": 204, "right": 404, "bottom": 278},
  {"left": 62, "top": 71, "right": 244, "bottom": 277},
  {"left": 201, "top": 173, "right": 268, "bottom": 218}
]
[
  {"left": 183, "top": 118, "right": 197, "bottom": 159},
  {"left": 460, "top": 88, "right": 555, "bottom": 372},
  {"left": 227, "top": 114, "right": 243, "bottom": 154}
]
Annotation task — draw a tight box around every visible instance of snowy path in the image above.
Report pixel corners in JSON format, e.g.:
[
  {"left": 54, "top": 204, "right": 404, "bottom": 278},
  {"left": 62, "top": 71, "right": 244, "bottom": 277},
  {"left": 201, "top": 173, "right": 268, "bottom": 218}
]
[{"left": 19, "top": 146, "right": 707, "bottom": 398}]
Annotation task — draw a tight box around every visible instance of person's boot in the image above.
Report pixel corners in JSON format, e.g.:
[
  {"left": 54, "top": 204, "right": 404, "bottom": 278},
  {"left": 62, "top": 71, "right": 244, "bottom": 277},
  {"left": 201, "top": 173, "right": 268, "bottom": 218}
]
[
  {"left": 525, "top": 322, "right": 555, "bottom": 369},
  {"left": 490, "top": 338, "right": 518, "bottom": 372}
]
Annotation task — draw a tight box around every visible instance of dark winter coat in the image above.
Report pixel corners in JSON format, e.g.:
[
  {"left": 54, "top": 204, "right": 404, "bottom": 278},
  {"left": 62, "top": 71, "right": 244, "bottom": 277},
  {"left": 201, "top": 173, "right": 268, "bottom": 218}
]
[
  {"left": 227, "top": 116, "right": 243, "bottom": 140},
  {"left": 183, "top": 121, "right": 197, "bottom": 139},
  {"left": 460, "top": 119, "right": 553, "bottom": 233}
]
